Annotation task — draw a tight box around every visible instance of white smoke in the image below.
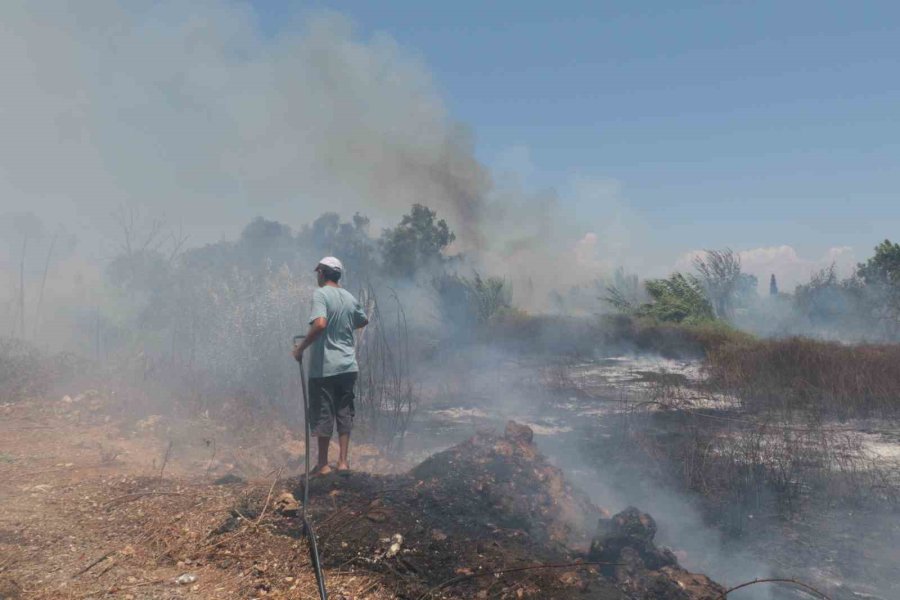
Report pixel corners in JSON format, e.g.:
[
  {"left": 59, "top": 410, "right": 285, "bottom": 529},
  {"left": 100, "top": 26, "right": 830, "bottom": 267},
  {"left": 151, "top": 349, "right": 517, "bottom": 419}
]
[{"left": 0, "top": 1, "right": 487, "bottom": 251}]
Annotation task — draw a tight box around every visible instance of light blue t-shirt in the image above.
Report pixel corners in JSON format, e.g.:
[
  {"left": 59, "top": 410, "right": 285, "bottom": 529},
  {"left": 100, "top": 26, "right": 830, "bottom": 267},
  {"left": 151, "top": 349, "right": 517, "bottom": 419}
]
[{"left": 306, "top": 286, "right": 367, "bottom": 378}]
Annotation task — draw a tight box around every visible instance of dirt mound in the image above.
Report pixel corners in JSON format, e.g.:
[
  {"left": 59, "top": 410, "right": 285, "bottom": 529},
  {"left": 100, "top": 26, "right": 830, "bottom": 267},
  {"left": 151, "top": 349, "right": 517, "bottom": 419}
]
[
  {"left": 278, "top": 421, "right": 723, "bottom": 599},
  {"left": 408, "top": 420, "right": 600, "bottom": 548}
]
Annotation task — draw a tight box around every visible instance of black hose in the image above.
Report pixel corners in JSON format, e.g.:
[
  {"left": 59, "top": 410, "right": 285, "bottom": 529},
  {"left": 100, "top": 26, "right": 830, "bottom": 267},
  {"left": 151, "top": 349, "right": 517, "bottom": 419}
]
[
  {"left": 303, "top": 515, "right": 328, "bottom": 599},
  {"left": 295, "top": 337, "right": 328, "bottom": 600}
]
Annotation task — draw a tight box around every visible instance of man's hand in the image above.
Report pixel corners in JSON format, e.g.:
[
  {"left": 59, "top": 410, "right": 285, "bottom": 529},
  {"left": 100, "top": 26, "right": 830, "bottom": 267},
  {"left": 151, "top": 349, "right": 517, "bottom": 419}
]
[{"left": 294, "top": 318, "right": 325, "bottom": 363}]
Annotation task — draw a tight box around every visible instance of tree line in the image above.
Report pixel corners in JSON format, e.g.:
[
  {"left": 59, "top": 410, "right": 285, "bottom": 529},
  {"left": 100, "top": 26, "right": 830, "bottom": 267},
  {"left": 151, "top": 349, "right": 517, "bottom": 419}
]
[{"left": 605, "top": 241, "right": 900, "bottom": 341}]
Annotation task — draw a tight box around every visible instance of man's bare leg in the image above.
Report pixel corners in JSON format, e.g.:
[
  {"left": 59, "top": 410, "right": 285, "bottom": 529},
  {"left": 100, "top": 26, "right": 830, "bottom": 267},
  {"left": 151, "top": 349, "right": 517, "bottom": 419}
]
[
  {"left": 316, "top": 436, "right": 332, "bottom": 475},
  {"left": 337, "top": 433, "right": 350, "bottom": 471}
]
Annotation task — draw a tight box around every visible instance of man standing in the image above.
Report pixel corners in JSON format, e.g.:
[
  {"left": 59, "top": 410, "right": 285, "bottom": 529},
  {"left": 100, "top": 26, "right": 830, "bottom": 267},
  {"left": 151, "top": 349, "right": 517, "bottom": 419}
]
[{"left": 293, "top": 257, "right": 368, "bottom": 475}]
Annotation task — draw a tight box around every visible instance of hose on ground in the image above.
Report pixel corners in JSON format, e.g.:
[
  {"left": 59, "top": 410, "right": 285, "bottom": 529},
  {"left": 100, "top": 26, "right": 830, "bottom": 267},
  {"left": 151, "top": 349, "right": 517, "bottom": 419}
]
[{"left": 295, "top": 336, "right": 328, "bottom": 600}]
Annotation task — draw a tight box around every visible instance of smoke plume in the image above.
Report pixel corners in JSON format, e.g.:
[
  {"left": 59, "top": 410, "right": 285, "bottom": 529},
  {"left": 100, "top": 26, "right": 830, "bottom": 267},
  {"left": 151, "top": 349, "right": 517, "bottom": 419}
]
[{"left": 1, "top": 1, "right": 488, "bottom": 251}]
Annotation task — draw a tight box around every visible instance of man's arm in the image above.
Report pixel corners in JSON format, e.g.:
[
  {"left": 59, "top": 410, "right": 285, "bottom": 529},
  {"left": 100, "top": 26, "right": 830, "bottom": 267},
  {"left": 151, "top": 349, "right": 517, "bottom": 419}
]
[
  {"left": 352, "top": 303, "right": 369, "bottom": 330},
  {"left": 293, "top": 317, "right": 326, "bottom": 362}
]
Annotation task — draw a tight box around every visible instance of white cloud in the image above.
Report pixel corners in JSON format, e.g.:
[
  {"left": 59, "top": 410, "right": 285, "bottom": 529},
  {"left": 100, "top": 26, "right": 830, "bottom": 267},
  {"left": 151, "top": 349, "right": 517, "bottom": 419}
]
[{"left": 676, "top": 245, "right": 857, "bottom": 292}]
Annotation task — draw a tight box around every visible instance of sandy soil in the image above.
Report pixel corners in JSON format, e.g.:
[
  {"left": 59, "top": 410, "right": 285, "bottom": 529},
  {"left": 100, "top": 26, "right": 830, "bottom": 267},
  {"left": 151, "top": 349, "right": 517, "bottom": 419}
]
[{"left": 0, "top": 396, "right": 393, "bottom": 599}]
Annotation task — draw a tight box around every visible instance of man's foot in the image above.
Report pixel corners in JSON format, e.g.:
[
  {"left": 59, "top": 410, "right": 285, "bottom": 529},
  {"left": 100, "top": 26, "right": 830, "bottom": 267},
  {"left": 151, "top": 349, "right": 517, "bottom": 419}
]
[
  {"left": 336, "top": 462, "right": 351, "bottom": 475},
  {"left": 311, "top": 464, "right": 333, "bottom": 477}
]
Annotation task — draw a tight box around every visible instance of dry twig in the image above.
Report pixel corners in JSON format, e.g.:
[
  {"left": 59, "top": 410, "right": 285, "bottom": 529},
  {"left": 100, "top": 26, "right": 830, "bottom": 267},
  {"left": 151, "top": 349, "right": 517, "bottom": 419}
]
[
  {"left": 255, "top": 465, "right": 285, "bottom": 526},
  {"left": 72, "top": 550, "right": 115, "bottom": 578},
  {"left": 158, "top": 440, "right": 173, "bottom": 480}
]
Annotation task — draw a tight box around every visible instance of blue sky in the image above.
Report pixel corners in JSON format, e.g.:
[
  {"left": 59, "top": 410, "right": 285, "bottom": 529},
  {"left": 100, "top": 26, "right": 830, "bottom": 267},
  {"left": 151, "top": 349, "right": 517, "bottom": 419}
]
[{"left": 252, "top": 1, "right": 899, "bottom": 265}]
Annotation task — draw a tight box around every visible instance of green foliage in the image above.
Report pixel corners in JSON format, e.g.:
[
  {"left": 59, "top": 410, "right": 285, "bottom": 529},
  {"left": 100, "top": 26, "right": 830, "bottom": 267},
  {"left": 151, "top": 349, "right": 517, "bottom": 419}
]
[
  {"left": 793, "top": 265, "right": 862, "bottom": 326},
  {"left": 857, "top": 239, "right": 900, "bottom": 286},
  {"left": 465, "top": 273, "right": 513, "bottom": 323},
  {"left": 434, "top": 272, "right": 513, "bottom": 331},
  {"left": 638, "top": 273, "right": 716, "bottom": 324},
  {"left": 603, "top": 267, "right": 643, "bottom": 312},
  {"left": 855, "top": 239, "right": 900, "bottom": 332},
  {"left": 788, "top": 240, "right": 900, "bottom": 339},
  {"left": 692, "top": 249, "right": 756, "bottom": 319},
  {"left": 605, "top": 252, "right": 755, "bottom": 325},
  {"left": 380, "top": 204, "right": 456, "bottom": 279}
]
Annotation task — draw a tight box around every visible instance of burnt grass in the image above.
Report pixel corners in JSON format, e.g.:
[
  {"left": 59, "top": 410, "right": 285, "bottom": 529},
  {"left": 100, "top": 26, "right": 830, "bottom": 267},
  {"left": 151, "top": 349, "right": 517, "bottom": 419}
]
[
  {"left": 570, "top": 353, "right": 900, "bottom": 599},
  {"left": 577, "top": 407, "right": 900, "bottom": 599},
  {"left": 262, "top": 423, "right": 725, "bottom": 600}
]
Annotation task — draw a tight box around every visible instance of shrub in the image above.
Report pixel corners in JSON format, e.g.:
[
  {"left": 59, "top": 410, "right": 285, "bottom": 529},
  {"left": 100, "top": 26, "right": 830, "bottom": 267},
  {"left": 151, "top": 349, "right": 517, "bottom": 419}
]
[
  {"left": 0, "top": 338, "right": 86, "bottom": 402},
  {"left": 433, "top": 272, "right": 514, "bottom": 333},
  {"left": 605, "top": 273, "right": 716, "bottom": 325},
  {"left": 0, "top": 337, "right": 48, "bottom": 402},
  {"left": 600, "top": 315, "right": 752, "bottom": 358}
]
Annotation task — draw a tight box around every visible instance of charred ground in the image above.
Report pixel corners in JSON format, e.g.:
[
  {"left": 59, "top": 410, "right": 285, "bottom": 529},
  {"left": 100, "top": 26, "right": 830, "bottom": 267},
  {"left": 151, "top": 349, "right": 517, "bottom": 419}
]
[{"left": 0, "top": 387, "right": 723, "bottom": 599}]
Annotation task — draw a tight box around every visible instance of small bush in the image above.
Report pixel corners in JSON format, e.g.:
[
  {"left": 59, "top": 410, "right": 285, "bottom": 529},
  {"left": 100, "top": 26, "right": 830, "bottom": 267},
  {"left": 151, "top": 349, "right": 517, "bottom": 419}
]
[
  {"left": 0, "top": 337, "right": 48, "bottom": 402},
  {"left": 0, "top": 338, "right": 85, "bottom": 402},
  {"left": 600, "top": 315, "right": 753, "bottom": 358},
  {"left": 433, "top": 273, "right": 515, "bottom": 334}
]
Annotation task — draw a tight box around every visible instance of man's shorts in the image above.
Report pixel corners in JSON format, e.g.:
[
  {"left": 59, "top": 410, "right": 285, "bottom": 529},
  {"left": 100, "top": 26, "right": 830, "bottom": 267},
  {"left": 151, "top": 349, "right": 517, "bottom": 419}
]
[{"left": 308, "top": 372, "right": 357, "bottom": 437}]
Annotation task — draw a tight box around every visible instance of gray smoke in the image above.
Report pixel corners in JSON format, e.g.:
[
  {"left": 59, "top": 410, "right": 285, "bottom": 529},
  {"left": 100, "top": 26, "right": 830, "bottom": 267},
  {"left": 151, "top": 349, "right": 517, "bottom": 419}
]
[{"left": 0, "top": 1, "right": 488, "bottom": 251}]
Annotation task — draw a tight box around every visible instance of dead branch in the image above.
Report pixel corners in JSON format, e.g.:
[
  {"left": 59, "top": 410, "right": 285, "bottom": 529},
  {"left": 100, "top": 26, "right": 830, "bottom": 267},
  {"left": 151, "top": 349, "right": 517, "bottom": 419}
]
[
  {"left": 255, "top": 465, "right": 284, "bottom": 526},
  {"left": 205, "top": 438, "right": 217, "bottom": 478},
  {"left": 158, "top": 440, "right": 173, "bottom": 480},
  {"left": 72, "top": 550, "right": 115, "bottom": 578}
]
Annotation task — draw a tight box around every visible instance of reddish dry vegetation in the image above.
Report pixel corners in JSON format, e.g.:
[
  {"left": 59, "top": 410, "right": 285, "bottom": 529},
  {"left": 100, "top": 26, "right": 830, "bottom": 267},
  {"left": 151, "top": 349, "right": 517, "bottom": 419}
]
[
  {"left": 0, "top": 392, "right": 723, "bottom": 599},
  {"left": 706, "top": 336, "right": 900, "bottom": 417}
]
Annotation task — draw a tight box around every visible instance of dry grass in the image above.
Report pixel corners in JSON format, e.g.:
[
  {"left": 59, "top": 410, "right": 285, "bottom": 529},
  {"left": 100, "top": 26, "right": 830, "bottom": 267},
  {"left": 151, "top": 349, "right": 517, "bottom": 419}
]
[
  {"left": 706, "top": 336, "right": 900, "bottom": 418},
  {"left": 599, "top": 315, "right": 753, "bottom": 359}
]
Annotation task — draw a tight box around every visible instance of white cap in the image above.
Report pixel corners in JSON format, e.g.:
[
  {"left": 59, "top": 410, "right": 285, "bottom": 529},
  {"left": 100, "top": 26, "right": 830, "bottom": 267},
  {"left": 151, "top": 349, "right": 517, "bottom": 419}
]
[{"left": 316, "top": 256, "right": 343, "bottom": 273}]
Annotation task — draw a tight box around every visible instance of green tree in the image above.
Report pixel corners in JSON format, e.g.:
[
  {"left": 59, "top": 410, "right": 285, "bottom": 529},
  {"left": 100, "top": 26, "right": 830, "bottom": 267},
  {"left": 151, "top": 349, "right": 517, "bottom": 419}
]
[
  {"left": 638, "top": 273, "right": 715, "bottom": 324},
  {"left": 603, "top": 267, "right": 644, "bottom": 312},
  {"left": 433, "top": 272, "right": 513, "bottom": 335},
  {"left": 380, "top": 204, "right": 456, "bottom": 279},
  {"left": 856, "top": 239, "right": 900, "bottom": 333},
  {"left": 692, "top": 248, "right": 749, "bottom": 319},
  {"left": 857, "top": 240, "right": 900, "bottom": 286},
  {"left": 300, "top": 212, "right": 376, "bottom": 281},
  {"left": 794, "top": 264, "right": 868, "bottom": 336}
]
